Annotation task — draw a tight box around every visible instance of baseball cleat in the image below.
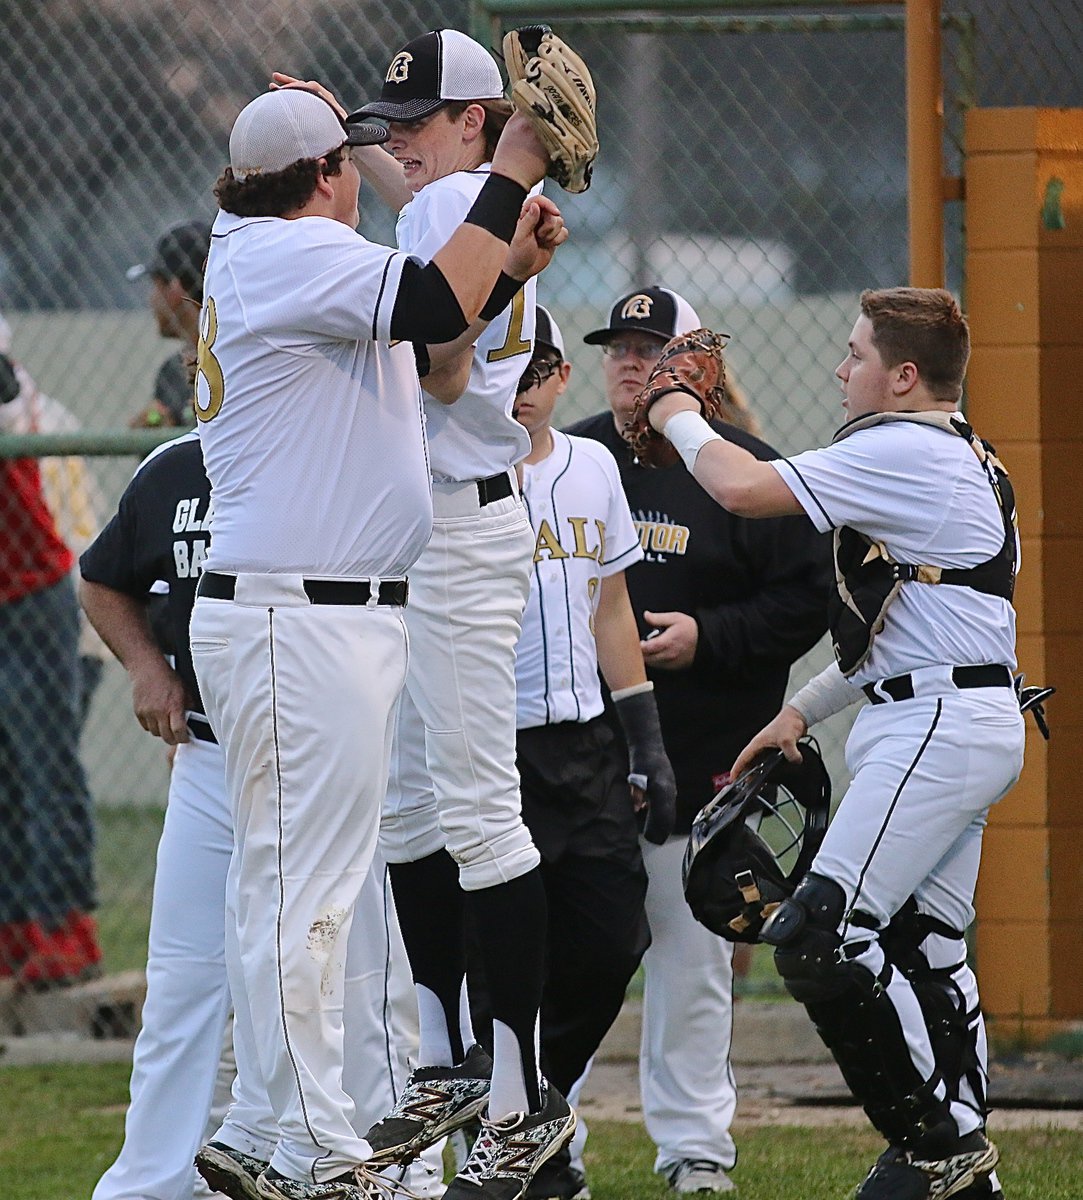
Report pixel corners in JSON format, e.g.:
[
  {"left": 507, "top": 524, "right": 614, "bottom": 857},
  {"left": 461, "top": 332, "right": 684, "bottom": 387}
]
[
  {"left": 442, "top": 1081, "right": 577, "bottom": 1200},
  {"left": 946, "top": 1168, "right": 1004, "bottom": 1200},
  {"left": 195, "top": 1141, "right": 269, "bottom": 1200},
  {"left": 524, "top": 1145, "right": 591, "bottom": 1200},
  {"left": 363, "top": 1042, "right": 493, "bottom": 1164},
  {"left": 255, "top": 1165, "right": 396, "bottom": 1200},
  {"left": 663, "top": 1160, "right": 736, "bottom": 1194},
  {"left": 854, "top": 1133, "right": 999, "bottom": 1200}
]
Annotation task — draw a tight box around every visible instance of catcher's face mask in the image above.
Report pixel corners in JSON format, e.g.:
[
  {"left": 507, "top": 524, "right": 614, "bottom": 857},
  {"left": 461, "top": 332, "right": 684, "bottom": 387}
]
[{"left": 682, "top": 741, "right": 831, "bottom": 943}]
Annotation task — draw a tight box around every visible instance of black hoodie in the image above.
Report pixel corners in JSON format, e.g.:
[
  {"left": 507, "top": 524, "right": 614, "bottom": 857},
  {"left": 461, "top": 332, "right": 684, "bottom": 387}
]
[{"left": 566, "top": 411, "right": 832, "bottom": 831}]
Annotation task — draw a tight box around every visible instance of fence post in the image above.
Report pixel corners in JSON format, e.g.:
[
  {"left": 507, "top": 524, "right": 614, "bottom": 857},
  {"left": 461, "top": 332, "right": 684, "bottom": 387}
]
[{"left": 906, "top": 0, "right": 945, "bottom": 286}]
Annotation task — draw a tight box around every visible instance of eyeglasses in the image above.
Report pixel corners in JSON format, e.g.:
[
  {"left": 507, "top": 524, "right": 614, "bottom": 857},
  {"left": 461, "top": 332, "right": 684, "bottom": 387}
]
[
  {"left": 601, "top": 338, "right": 666, "bottom": 362},
  {"left": 516, "top": 356, "right": 563, "bottom": 395}
]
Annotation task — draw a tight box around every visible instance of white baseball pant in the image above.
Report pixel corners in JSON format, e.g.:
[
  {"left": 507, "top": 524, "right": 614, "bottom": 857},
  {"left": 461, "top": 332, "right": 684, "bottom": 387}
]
[
  {"left": 92, "top": 737, "right": 232, "bottom": 1200},
  {"left": 192, "top": 576, "right": 408, "bottom": 1182},
  {"left": 381, "top": 481, "right": 539, "bottom": 890},
  {"left": 639, "top": 835, "right": 738, "bottom": 1174},
  {"left": 813, "top": 669, "right": 1025, "bottom": 1136}
]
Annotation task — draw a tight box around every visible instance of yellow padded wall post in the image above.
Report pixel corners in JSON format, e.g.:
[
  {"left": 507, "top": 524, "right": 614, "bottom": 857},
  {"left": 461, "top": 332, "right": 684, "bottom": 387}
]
[{"left": 965, "top": 107, "right": 1083, "bottom": 1040}]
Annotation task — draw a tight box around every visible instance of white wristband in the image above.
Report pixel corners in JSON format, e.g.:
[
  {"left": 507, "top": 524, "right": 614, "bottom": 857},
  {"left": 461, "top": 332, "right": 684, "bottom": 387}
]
[
  {"left": 662, "top": 409, "right": 723, "bottom": 473},
  {"left": 787, "top": 661, "right": 863, "bottom": 727},
  {"left": 611, "top": 680, "right": 654, "bottom": 702}
]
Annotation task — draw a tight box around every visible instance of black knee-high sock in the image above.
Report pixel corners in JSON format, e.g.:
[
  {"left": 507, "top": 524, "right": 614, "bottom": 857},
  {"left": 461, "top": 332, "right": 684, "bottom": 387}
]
[
  {"left": 389, "top": 850, "right": 467, "bottom": 1063},
  {"left": 465, "top": 867, "right": 547, "bottom": 1113}
]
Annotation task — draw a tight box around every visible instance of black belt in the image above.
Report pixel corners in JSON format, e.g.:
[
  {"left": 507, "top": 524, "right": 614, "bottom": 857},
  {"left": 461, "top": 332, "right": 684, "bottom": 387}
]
[
  {"left": 862, "top": 664, "right": 1013, "bottom": 705},
  {"left": 188, "top": 714, "right": 218, "bottom": 744},
  {"left": 476, "top": 472, "right": 514, "bottom": 506},
  {"left": 197, "top": 571, "right": 408, "bottom": 607}
]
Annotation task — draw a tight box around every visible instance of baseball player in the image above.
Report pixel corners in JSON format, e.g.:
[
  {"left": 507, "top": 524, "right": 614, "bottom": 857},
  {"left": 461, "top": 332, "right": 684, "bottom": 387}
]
[
  {"left": 646, "top": 287, "right": 1021, "bottom": 1200},
  {"left": 126, "top": 222, "right": 209, "bottom": 429},
  {"left": 187, "top": 81, "right": 563, "bottom": 1200},
  {"left": 470, "top": 308, "right": 673, "bottom": 1200},
  {"left": 272, "top": 31, "right": 597, "bottom": 1198},
  {"left": 568, "top": 285, "right": 830, "bottom": 1195},
  {"left": 80, "top": 431, "right": 441, "bottom": 1200}
]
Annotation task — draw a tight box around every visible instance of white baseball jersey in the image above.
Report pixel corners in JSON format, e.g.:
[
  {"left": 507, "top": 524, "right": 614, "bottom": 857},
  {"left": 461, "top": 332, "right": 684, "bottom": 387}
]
[
  {"left": 196, "top": 210, "right": 432, "bottom": 576},
  {"left": 396, "top": 165, "right": 537, "bottom": 482},
  {"left": 515, "top": 431, "right": 643, "bottom": 729},
  {"left": 771, "top": 417, "right": 1017, "bottom": 686}
]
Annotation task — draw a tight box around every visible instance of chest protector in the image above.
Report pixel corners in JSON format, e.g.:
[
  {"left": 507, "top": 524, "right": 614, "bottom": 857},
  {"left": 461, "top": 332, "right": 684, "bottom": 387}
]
[{"left": 829, "top": 411, "right": 1017, "bottom": 676}]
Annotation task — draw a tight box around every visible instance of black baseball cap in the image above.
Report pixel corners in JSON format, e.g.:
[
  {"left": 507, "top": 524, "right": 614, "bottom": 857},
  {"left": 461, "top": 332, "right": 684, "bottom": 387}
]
[
  {"left": 534, "top": 306, "right": 565, "bottom": 360},
  {"left": 350, "top": 29, "right": 504, "bottom": 124},
  {"left": 583, "top": 286, "right": 705, "bottom": 345},
  {"left": 127, "top": 221, "right": 210, "bottom": 299}
]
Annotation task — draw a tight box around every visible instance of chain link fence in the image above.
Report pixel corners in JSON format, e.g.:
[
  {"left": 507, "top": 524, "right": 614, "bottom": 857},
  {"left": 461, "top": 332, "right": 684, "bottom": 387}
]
[{"left": 0, "top": 1, "right": 1079, "bottom": 987}]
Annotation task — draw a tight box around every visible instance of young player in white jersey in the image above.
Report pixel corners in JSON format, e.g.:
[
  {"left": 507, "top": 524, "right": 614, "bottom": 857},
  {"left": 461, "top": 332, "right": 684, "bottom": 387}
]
[
  {"left": 80, "top": 432, "right": 439, "bottom": 1200},
  {"left": 296, "top": 34, "right": 616, "bottom": 1200},
  {"left": 496, "top": 309, "right": 674, "bottom": 1200},
  {"left": 187, "top": 83, "right": 566, "bottom": 1200},
  {"left": 647, "top": 288, "right": 1025, "bottom": 1200}
]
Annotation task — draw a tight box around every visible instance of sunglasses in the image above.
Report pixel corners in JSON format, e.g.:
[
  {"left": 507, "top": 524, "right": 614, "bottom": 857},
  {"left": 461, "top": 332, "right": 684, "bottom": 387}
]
[{"left": 516, "top": 356, "right": 563, "bottom": 395}]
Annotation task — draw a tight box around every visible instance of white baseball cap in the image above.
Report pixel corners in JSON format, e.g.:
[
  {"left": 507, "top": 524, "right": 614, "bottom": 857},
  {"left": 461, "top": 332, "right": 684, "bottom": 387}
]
[
  {"left": 229, "top": 89, "right": 388, "bottom": 179},
  {"left": 351, "top": 29, "right": 504, "bottom": 123}
]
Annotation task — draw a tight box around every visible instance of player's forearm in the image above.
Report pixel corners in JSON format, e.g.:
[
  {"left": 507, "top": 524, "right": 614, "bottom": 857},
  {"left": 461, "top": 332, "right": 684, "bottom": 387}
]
[
  {"left": 595, "top": 573, "right": 648, "bottom": 692},
  {"left": 432, "top": 226, "right": 520, "bottom": 325},
  {"left": 649, "top": 397, "right": 801, "bottom": 518},
  {"left": 422, "top": 344, "right": 474, "bottom": 405},
  {"left": 787, "top": 660, "right": 864, "bottom": 726},
  {"left": 353, "top": 144, "right": 412, "bottom": 212},
  {"left": 79, "top": 578, "right": 162, "bottom": 672}
]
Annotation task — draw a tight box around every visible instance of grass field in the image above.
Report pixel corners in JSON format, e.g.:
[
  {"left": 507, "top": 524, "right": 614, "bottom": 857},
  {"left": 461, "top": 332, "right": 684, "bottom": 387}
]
[{"left": 2, "top": 1061, "right": 1080, "bottom": 1200}]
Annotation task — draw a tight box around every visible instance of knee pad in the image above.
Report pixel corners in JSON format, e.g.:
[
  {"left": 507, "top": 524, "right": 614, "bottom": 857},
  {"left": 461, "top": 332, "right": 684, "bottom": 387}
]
[
  {"left": 764, "top": 878, "right": 956, "bottom": 1148},
  {"left": 761, "top": 873, "right": 851, "bottom": 1003},
  {"left": 881, "top": 901, "right": 983, "bottom": 1112}
]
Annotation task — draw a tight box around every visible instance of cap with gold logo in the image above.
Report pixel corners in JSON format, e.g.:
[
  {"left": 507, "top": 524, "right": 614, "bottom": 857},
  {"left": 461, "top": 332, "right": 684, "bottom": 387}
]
[
  {"left": 583, "top": 286, "right": 703, "bottom": 345},
  {"left": 351, "top": 29, "right": 504, "bottom": 124}
]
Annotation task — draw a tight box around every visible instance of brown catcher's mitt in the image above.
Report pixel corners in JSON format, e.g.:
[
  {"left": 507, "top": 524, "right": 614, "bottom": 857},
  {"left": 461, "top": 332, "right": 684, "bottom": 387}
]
[
  {"left": 503, "top": 25, "right": 598, "bottom": 193},
  {"left": 624, "top": 329, "right": 729, "bottom": 468}
]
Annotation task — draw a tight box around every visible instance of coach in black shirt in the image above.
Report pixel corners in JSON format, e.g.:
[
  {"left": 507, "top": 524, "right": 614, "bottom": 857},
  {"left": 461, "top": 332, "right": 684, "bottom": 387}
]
[{"left": 567, "top": 286, "right": 829, "bottom": 1197}]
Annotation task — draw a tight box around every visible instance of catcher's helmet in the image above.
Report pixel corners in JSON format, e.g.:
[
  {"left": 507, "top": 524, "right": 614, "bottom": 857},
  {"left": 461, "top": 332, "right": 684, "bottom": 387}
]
[{"left": 682, "top": 741, "right": 831, "bottom": 943}]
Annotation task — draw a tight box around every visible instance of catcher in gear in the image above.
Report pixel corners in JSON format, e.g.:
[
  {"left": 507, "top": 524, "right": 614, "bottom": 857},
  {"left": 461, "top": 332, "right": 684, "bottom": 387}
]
[
  {"left": 503, "top": 25, "right": 598, "bottom": 193},
  {"left": 683, "top": 741, "right": 831, "bottom": 944},
  {"left": 624, "top": 328, "right": 730, "bottom": 468},
  {"left": 643, "top": 287, "right": 1028, "bottom": 1200}
]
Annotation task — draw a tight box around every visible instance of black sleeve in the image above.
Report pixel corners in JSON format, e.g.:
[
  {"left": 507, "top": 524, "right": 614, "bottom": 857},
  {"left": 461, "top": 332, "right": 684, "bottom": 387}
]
[
  {"left": 79, "top": 474, "right": 158, "bottom": 598},
  {"left": 692, "top": 515, "right": 832, "bottom": 680},
  {"left": 389, "top": 258, "right": 469, "bottom": 345}
]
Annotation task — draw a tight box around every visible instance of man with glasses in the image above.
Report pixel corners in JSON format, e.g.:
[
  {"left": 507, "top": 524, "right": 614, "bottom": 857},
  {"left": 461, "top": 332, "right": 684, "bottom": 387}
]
[{"left": 568, "top": 286, "right": 830, "bottom": 1196}]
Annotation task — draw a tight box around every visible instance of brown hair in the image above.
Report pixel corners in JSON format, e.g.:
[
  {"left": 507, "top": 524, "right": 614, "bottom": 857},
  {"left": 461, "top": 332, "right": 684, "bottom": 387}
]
[
  {"left": 859, "top": 287, "right": 970, "bottom": 404},
  {"left": 717, "top": 371, "right": 762, "bottom": 438},
  {"left": 214, "top": 145, "right": 346, "bottom": 218},
  {"left": 443, "top": 99, "right": 513, "bottom": 162}
]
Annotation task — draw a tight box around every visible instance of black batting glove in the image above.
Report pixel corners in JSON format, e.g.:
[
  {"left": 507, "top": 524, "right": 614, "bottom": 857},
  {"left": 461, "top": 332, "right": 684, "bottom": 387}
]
[{"left": 613, "top": 687, "right": 677, "bottom": 844}]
